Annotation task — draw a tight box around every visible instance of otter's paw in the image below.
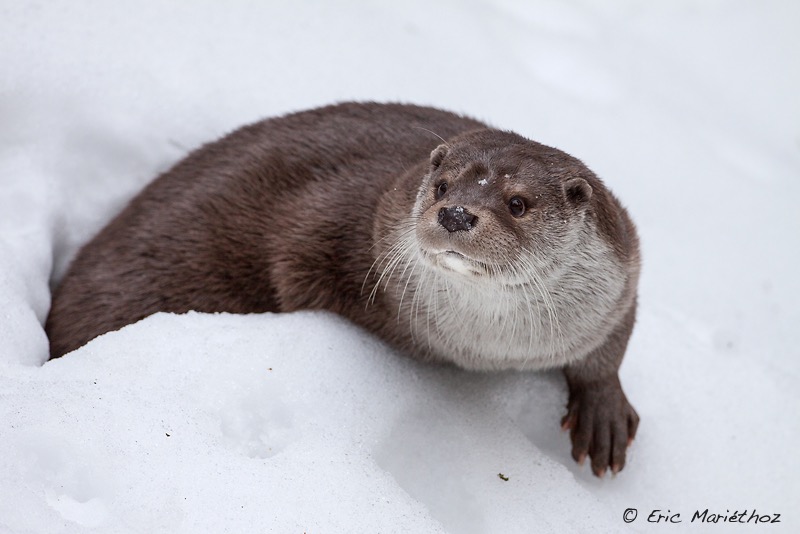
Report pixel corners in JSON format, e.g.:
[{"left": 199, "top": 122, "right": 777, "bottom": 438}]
[{"left": 560, "top": 381, "right": 639, "bottom": 477}]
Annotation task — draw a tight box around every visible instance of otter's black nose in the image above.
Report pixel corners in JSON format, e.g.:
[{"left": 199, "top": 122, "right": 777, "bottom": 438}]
[{"left": 438, "top": 206, "right": 478, "bottom": 232}]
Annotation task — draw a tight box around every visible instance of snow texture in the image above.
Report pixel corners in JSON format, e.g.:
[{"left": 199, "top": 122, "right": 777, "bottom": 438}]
[{"left": 1, "top": 1, "right": 799, "bottom": 533}]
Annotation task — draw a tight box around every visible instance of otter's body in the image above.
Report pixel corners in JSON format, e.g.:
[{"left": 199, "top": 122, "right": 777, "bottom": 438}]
[{"left": 46, "top": 102, "right": 640, "bottom": 476}]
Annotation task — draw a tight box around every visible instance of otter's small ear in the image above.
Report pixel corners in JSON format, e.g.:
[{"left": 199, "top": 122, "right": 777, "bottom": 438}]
[
  {"left": 430, "top": 145, "right": 449, "bottom": 169},
  {"left": 565, "top": 177, "right": 592, "bottom": 206}
]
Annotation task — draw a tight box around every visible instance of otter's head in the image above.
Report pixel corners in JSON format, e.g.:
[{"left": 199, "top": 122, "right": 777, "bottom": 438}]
[{"left": 412, "top": 129, "right": 595, "bottom": 284}]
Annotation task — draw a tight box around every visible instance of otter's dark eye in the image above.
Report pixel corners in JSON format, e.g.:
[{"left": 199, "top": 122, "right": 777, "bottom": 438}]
[
  {"left": 509, "top": 197, "right": 526, "bottom": 217},
  {"left": 435, "top": 182, "right": 448, "bottom": 200}
]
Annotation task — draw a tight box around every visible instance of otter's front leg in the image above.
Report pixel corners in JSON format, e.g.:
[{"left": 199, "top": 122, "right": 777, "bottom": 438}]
[{"left": 561, "top": 302, "right": 639, "bottom": 477}]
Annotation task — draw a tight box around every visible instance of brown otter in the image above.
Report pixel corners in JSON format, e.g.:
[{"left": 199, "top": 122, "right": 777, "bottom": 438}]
[{"left": 45, "top": 102, "right": 640, "bottom": 477}]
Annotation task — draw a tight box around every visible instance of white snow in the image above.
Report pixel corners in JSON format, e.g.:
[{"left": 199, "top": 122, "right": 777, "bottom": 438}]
[{"left": 1, "top": 1, "right": 799, "bottom": 533}]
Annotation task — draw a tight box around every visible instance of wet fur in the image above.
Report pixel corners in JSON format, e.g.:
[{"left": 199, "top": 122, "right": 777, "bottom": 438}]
[{"left": 46, "top": 102, "right": 640, "bottom": 476}]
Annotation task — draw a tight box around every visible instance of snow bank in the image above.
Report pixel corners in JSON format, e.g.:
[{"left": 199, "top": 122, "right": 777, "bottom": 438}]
[{"left": 2, "top": 312, "right": 619, "bottom": 532}]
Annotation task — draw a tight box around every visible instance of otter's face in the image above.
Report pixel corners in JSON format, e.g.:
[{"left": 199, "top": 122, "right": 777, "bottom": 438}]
[{"left": 412, "top": 130, "right": 594, "bottom": 283}]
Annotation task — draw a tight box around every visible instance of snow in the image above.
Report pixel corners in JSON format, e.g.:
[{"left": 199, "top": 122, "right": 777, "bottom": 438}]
[{"left": 1, "top": 1, "right": 798, "bottom": 532}]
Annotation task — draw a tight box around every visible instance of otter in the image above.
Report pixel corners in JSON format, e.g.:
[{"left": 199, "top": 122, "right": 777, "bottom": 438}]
[{"left": 45, "top": 102, "right": 640, "bottom": 477}]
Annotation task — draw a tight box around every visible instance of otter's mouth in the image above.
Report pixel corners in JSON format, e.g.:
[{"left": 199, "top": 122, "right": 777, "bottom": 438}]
[
  {"left": 429, "top": 249, "right": 487, "bottom": 277},
  {"left": 443, "top": 250, "right": 466, "bottom": 260}
]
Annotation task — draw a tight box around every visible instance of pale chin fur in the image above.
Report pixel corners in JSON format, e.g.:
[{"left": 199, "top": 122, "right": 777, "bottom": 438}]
[{"left": 368, "top": 220, "right": 628, "bottom": 372}]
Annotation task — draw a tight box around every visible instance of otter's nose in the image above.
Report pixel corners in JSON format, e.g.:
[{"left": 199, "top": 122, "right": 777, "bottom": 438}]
[{"left": 438, "top": 206, "right": 478, "bottom": 232}]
